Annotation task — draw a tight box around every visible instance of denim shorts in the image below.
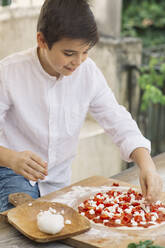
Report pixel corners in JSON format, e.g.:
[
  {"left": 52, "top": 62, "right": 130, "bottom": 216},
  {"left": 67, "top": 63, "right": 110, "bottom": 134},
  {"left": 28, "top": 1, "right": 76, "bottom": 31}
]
[{"left": 0, "top": 167, "right": 40, "bottom": 212}]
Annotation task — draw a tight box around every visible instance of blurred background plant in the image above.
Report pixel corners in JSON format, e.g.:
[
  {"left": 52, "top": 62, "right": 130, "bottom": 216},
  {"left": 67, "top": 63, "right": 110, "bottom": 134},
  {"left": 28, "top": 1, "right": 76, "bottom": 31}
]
[
  {"left": 0, "top": 0, "right": 11, "bottom": 6},
  {"left": 122, "top": 0, "right": 165, "bottom": 155},
  {"left": 122, "top": 0, "right": 165, "bottom": 48},
  {"left": 139, "top": 57, "right": 165, "bottom": 111}
]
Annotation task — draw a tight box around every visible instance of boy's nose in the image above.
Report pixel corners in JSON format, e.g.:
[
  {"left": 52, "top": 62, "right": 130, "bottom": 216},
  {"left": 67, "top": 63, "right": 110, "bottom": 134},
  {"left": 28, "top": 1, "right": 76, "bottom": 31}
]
[{"left": 72, "top": 56, "right": 82, "bottom": 66}]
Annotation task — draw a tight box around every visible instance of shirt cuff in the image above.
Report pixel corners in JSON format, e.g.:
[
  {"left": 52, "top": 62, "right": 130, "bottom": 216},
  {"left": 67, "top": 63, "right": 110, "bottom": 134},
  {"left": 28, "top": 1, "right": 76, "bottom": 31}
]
[{"left": 120, "top": 136, "right": 151, "bottom": 162}]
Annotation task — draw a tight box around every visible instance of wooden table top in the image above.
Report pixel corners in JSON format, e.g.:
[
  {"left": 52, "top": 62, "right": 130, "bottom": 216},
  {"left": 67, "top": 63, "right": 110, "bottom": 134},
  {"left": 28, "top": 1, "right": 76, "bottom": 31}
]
[{"left": 1, "top": 152, "right": 165, "bottom": 248}]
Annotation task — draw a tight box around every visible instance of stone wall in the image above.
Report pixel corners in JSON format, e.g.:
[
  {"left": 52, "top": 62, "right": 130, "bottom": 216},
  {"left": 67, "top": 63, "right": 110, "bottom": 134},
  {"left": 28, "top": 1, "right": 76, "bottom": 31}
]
[{"left": 0, "top": 7, "right": 39, "bottom": 59}]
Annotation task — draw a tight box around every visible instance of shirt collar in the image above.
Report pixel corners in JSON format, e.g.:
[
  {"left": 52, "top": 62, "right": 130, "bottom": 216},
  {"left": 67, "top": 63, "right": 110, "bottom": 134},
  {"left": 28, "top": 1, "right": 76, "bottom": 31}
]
[{"left": 31, "top": 46, "right": 64, "bottom": 82}]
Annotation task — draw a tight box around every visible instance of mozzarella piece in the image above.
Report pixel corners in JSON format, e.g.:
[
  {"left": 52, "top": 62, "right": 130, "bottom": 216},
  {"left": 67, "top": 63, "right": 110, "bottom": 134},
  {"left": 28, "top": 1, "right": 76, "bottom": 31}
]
[
  {"left": 134, "top": 211, "right": 140, "bottom": 216},
  {"left": 97, "top": 204, "right": 105, "bottom": 209},
  {"left": 131, "top": 219, "right": 138, "bottom": 226},
  {"left": 106, "top": 206, "right": 115, "bottom": 213},
  {"left": 89, "top": 209, "right": 95, "bottom": 215},
  {"left": 117, "top": 207, "right": 123, "bottom": 214},
  {"left": 103, "top": 193, "right": 109, "bottom": 198},
  {"left": 88, "top": 200, "right": 97, "bottom": 207},
  {"left": 105, "top": 212, "right": 114, "bottom": 218},
  {"left": 114, "top": 192, "right": 118, "bottom": 197},
  {"left": 37, "top": 211, "right": 64, "bottom": 235},
  {"left": 140, "top": 221, "right": 146, "bottom": 225},
  {"left": 145, "top": 206, "right": 150, "bottom": 213},
  {"left": 125, "top": 208, "right": 132, "bottom": 214},
  {"left": 96, "top": 195, "right": 104, "bottom": 199},
  {"left": 95, "top": 216, "right": 100, "bottom": 219},
  {"left": 158, "top": 207, "right": 165, "bottom": 214},
  {"left": 152, "top": 212, "right": 158, "bottom": 218},
  {"left": 155, "top": 200, "right": 162, "bottom": 205},
  {"left": 151, "top": 215, "right": 157, "bottom": 222},
  {"left": 115, "top": 219, "right": 121, "bottom": 224}
]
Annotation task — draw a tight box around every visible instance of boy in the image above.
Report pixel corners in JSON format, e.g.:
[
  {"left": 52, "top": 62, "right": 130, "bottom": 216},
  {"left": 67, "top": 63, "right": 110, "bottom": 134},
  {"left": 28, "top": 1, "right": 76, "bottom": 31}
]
[{"left": 0, "top": 0, "right": 162, "bottom": 212}]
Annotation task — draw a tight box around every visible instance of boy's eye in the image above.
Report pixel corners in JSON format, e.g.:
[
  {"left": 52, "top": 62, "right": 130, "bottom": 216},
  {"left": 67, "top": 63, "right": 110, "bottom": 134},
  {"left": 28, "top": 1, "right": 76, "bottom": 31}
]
[
  {"left": 64, "top": 51, "right": 88, "bottom": 56},
  {"left": 64, "top": 52, "right": 74, "bottom": 56}
]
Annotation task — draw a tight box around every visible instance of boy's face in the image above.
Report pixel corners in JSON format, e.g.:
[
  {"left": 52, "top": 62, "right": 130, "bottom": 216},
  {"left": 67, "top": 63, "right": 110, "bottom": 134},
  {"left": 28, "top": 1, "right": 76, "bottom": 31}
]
[{"left": 37, "top": 33, "right": 91, "bottom": 78}]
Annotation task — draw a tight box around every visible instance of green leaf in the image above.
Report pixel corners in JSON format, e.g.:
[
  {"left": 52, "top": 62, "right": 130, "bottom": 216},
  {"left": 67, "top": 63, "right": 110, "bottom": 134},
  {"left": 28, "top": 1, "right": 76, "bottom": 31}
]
[
  {"left": 127, "top": 243, "right": 137, "bottom": 248},
  {"left": 127, "top": 240, "right": 165, "bottom": 248}
]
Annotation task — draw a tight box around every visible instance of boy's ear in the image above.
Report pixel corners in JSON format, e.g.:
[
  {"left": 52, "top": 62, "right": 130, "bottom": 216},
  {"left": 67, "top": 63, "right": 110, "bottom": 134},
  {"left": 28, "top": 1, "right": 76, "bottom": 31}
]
[{"left": 37, "top": 32, "right": 48, "bottom": 49}]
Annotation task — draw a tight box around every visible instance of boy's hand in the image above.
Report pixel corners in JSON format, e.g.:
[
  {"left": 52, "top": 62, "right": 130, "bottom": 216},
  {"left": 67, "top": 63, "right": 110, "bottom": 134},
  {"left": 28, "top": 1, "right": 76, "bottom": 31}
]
[
  {"left": 10, "top": 150, "right": 48, "bottom": 181},
  {"left": 139, "top": 168, "right": 163, "bottom": 203},
  {"left": 130, "top": 147, "right": 163, "bottom": 203}
]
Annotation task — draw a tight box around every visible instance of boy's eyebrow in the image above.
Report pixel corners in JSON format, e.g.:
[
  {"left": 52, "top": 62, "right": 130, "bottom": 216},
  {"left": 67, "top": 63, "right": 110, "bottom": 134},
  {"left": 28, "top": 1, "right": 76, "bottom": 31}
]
[
  {"left": 63, "top": 48, "right": 90, "bottom": 53},
  {"left": 63, "top": 49, "right": 77, "bottom": 53}
]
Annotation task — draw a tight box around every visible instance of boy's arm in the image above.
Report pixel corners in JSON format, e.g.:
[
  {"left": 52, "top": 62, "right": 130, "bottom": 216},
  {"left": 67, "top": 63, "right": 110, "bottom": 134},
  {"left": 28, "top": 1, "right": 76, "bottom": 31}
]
[
  {"left": 130, "top": 147, "right": 163, "bottom": 203},
  {"left": 0, "top": 146, "right": 47, "bottom": 181},
  {"left": 88, "top": 64, "right": 162, "bottom": 202}
]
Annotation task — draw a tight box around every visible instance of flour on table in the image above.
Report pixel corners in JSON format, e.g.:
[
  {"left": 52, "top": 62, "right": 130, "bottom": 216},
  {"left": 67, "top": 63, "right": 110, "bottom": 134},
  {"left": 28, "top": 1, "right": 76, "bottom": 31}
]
[
  {"left": 65, "top": 219, "right": 71, "bottom": 224},
  {"left": 51, "top": 185, "right": 131, "bottom": 207}
]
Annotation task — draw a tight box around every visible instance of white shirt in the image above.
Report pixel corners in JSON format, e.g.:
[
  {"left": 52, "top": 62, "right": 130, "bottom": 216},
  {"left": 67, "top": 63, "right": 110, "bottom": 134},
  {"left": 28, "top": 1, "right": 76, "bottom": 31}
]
[{"left": 0, "top": 47, "right": 150, "bottom": 195}]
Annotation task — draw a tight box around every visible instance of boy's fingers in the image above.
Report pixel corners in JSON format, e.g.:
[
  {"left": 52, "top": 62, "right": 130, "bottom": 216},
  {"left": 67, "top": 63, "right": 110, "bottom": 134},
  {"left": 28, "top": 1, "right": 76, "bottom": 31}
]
[
  {"left": 140, "top": 176, "right": 147, "bottom": 198},
  {"left": 23, "top": 170, "right": 38, "bottom": 181},
  {"left": 140, "top": 171, "right": 163, "bottom": 203},
  {"left": 27, "top": 159, "right": 47, "bottom": 176},
  {"left": 145, "top": 177, "right": 152, "bottom": 201},
  {"left": 24, "top": 166, "right": 45, "bottom": 180},
  {"left": 31, "top": 153, "right": 47, "bottom": 168},
  {"left": 146, "top": 176, "right": 162, "bottom": 203}
]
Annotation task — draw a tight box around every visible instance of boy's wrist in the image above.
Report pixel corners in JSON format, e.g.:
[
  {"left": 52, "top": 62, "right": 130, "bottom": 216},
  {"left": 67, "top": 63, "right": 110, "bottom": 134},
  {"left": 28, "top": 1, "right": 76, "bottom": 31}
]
[
  {"left": 131, "top": 147, "right": 157, "bottom": 171},
  {"left": 7, "top": 149, "right": 19, "bottom": 171},
  {"left": 0, "top": 146, "right": 17, "bottom": 170}
]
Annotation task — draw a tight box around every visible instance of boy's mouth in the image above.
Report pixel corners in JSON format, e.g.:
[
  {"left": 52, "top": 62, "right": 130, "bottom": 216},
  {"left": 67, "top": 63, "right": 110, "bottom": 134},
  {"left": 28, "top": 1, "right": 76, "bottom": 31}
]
[{"left": 64, "top": 66, "right": 76, "bottom": 72}]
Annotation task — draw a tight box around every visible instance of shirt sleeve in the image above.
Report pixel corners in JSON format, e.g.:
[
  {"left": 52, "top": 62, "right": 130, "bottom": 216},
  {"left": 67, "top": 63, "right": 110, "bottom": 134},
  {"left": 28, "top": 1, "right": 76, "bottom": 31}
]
[
  {"left": 0, "top": 65, "right": 11, "bottom": 130},
  {"left": 88, "top": 64, "right": 151, "bottom": 162}
]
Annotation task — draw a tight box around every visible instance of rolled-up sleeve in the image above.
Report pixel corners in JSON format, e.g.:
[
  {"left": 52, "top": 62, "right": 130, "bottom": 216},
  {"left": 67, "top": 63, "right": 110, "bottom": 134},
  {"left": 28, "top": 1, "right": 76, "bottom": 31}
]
[
  {"left": 0, "top": 65, "right": 11, "bottom": 130},
  {"left": 89, "top": 66, "right": 150, "bottom": 162}
]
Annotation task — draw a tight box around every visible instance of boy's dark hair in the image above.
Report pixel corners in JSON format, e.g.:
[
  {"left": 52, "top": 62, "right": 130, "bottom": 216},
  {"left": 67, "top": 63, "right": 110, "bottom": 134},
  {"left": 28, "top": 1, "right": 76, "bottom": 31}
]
[{"left": 37, "top": 0, "right": 99, "bottom": 49}]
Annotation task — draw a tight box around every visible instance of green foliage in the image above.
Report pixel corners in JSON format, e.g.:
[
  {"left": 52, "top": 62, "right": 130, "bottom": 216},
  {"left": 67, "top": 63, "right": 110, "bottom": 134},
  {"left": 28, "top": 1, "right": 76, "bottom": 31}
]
[
  {"left": 122, "top": 0, "right": 165, "bottom": 47},
  {"left": 0, "top": 0, "right": 11, "bottom": 6},
  {"left": 138, "top": 57, "right": 165, "bottom": 111},
  {"left": 127, "top": 240, "right": 165, "bottom": 248}
]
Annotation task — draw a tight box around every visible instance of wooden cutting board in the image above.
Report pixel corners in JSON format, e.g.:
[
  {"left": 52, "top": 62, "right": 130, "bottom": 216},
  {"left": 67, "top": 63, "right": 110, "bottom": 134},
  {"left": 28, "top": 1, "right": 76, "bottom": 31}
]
[{"left": 0, "top": 194, "right": 91, "bottom": 243}]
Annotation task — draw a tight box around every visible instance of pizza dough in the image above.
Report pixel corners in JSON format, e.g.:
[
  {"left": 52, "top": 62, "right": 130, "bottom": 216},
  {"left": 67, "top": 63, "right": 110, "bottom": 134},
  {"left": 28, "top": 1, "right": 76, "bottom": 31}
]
[
  {"left": 78, "top": 184, "right": 165, "bottom": 230},
  {"left": 37, "top": 209, "right": 64, "bottom": 234}
]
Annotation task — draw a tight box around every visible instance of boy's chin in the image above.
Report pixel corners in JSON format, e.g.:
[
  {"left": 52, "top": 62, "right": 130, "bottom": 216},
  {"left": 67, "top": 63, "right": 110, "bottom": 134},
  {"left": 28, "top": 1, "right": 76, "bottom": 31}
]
[{"left": 62, "top": 70, "right": 73, "bottom": 76}]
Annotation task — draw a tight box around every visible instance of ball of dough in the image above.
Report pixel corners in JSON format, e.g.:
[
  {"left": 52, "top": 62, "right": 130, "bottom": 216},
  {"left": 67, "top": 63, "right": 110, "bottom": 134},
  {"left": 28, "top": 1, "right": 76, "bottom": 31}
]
[{"left": 37, "top": 210, "right": 64, "bottom": 234}]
